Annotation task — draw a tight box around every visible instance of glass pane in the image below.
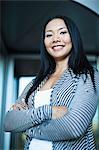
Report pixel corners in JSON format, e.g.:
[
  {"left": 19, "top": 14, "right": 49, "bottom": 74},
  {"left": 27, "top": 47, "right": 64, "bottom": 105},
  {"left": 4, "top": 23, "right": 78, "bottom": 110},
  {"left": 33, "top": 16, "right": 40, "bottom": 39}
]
[{"left": 18, "top": 76, "right": 35, "bottom": 96}]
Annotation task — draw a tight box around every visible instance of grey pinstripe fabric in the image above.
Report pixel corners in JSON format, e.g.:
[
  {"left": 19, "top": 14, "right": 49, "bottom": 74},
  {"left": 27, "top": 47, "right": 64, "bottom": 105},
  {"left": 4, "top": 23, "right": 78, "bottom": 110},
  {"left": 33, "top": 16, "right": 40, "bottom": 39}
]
[
  {"left": 24, "top": 69, "right": 99, "bottom": 150},
  {"left": 4, "top": 69, "right": 99, "bottom": 150}
]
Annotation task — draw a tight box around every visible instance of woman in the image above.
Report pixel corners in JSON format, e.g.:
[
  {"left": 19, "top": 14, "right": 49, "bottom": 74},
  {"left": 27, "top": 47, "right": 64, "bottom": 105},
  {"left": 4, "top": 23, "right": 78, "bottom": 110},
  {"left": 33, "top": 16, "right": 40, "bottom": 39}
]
[{"left": 4, "top": 15, "right": 99, "bottom": 150}]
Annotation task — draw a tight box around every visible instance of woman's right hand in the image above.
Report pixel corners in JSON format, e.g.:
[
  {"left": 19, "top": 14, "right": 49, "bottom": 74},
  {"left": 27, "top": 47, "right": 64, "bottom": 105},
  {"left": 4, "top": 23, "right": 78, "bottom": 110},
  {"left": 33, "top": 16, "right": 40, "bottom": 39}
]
[
  {"left": 10, "top": 102, "right": 28, "bottom": 111},
  {"left": 52, "top": 106, "right": 68, "bottom": 119}
]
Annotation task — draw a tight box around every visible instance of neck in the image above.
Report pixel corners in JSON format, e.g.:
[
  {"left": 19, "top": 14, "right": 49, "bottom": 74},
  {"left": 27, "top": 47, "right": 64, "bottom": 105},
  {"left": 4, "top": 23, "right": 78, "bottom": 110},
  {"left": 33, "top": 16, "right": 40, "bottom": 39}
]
[
  {"left": 56, "top": 58, "right": 68, "bottom": 70},
  {"left": 54, "top": 59, "right": 68, "bottom": 75}
]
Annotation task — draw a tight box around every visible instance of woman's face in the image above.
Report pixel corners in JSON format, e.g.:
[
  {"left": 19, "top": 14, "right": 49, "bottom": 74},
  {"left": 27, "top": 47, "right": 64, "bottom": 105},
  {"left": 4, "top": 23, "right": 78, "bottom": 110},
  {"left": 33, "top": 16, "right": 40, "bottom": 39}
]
[{"left": 44, "top": 18, "right": 72, "bottom": 61}]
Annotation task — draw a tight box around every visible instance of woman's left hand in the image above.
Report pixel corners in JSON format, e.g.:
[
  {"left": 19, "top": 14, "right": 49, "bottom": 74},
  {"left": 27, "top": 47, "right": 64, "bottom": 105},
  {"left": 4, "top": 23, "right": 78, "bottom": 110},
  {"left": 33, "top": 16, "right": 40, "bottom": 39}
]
[{"left": 52, "top": 106, "right": 68, "bottom": 119}]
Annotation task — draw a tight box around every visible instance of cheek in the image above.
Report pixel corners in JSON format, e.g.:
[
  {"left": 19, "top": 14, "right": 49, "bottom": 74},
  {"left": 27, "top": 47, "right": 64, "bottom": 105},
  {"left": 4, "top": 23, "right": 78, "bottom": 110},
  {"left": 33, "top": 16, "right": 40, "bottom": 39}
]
[
  {"left": 63, "top": 35, "right": 72, "bottom": 43},
  {"left": 44, "top": 39, "right": 52, "bottom": 52},
  {"left": 44, "top": 39, "right": 50, "bottom": 48}
]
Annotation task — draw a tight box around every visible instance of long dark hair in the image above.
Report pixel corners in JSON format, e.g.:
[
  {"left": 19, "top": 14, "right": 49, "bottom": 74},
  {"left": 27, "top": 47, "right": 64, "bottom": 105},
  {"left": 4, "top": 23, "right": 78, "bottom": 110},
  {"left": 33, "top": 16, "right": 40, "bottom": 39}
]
[{"left": 25, "top": 15, "right": 95, "bottom": 103}]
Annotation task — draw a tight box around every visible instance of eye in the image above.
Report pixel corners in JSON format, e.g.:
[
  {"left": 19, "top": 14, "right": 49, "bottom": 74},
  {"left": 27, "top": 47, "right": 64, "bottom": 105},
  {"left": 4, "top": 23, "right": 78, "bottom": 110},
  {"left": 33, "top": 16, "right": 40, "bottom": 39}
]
[
  {"left": 45, "top": 34, "right": 53, "bottom": 37},
  {"left": 60, "top": 31, "right": 68, "bottom": 35}
]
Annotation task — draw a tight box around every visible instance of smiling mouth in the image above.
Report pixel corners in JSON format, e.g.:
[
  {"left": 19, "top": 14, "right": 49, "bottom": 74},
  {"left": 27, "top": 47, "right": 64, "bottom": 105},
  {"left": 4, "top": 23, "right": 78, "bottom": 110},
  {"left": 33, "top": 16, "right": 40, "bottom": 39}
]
[{"left": 52, "top": 45, "right": 65, "bottom": 50}]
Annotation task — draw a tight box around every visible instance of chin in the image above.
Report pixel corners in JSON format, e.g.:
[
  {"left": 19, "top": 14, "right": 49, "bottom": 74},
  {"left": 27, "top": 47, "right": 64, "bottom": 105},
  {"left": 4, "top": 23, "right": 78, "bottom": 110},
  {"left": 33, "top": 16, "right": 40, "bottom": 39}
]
[{"left": 53, "top": 53, "right": 71, "bottom": 61}]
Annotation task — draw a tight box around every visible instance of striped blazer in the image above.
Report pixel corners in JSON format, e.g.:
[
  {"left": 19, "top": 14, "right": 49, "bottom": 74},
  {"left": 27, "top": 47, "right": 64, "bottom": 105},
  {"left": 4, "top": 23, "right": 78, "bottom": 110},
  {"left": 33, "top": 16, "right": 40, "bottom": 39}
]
[{"left": 4, "top": 69, "right": 99, "bottom": 150}]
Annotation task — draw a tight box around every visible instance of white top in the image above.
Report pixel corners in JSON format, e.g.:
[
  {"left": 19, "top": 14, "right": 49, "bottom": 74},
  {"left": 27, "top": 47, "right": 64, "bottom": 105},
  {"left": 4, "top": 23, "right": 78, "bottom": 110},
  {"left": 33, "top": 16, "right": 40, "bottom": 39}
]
[{"left": 29, "top": 89, "right": 53, "bottom": 150}]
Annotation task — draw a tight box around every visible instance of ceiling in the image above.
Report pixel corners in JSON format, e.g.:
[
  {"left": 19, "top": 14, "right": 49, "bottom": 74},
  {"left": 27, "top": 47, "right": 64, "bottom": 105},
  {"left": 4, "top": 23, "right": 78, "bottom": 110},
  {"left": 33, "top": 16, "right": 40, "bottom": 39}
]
[{"left": 1, "top": 1, "right": 99, "bottom": 57}]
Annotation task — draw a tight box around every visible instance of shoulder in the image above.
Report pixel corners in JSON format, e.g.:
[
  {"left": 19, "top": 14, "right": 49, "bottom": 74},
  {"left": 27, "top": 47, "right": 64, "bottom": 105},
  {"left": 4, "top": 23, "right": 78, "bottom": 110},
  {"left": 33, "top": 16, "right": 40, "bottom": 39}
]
[
  {"left": 78, "top": 68, "right": 99, "bottom": 94},
  {"left": 94, "top": 68, "right": 99, "bottom": 94},
  {"left": 79, "top": 67, "right": 99, "bottom": 82},
  {"left": 18, "top": 78, "right": 35, "bottom": 97},
  {"left": 24, "top": 79, "right": 34, "bottom": 91},
  {"left": 94, "top": 68, "right": 99, "bottom": 81}
]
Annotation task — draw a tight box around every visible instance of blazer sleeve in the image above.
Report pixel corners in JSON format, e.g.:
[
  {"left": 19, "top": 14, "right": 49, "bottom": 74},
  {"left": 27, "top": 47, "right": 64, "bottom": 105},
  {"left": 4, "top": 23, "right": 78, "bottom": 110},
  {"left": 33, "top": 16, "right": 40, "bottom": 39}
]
[
  {"left": 3, "top": 80, "right": 52, "bottom": 132},
  {"left": 29, "top": 71, "right": 99, "bottom": 141}
]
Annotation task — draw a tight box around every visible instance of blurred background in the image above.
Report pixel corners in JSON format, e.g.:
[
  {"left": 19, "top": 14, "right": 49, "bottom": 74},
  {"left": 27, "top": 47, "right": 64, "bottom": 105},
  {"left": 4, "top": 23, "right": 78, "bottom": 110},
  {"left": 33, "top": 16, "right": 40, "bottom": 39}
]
[{"left": 0, "top": 0, "right": 99, "bottom": 149}]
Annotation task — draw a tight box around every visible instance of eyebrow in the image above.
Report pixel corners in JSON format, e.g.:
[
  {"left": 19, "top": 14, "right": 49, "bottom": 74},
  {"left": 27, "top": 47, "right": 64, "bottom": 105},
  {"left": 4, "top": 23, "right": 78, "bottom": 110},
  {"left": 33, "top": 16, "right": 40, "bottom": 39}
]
[{"left": 46, "top": 27, "right": 67, "bottom": 32}]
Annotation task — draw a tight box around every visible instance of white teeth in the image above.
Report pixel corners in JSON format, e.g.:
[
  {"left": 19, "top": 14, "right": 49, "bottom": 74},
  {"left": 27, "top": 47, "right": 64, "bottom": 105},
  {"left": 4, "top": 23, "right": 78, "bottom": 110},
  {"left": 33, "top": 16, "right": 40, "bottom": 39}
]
[{"left": 52, "top": 45, "right": 64, "bottom": 50}]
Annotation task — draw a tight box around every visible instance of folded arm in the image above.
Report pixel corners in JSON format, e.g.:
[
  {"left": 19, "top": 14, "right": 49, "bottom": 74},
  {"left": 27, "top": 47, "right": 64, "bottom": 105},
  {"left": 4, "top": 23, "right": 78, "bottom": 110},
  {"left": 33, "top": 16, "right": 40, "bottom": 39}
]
[
  {"left": 4, "top": 78, "right": 68, "bottom": 133},
  {"left": 27, "top": 73, "right": 99, "bottom": 141},
  {"left": 3, "top": 80, "right": 52, "bottom": 132},
  {"left": 4, "top": 105, "right": 52, "bottom": 132}
]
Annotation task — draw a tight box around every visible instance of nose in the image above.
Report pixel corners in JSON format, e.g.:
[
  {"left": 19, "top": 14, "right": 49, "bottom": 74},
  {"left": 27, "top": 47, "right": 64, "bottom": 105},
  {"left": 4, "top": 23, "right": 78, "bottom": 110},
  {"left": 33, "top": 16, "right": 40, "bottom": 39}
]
[{"left": 52, "top": 34, "right": 60, "bottom": 43}]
